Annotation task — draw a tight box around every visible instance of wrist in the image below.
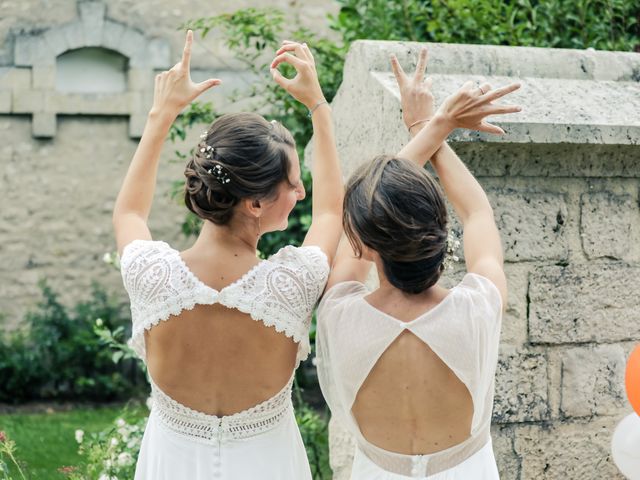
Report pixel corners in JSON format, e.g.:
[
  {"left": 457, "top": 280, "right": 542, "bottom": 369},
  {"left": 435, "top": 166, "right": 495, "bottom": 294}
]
[{"left": 432, "top": 112, "right": 455, "bottom": 133}]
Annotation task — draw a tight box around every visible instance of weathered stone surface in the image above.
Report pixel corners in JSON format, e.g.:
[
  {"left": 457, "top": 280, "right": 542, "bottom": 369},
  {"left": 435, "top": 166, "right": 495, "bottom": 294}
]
[
  {"left": 79, "top": 1, "right": 106, "bottom": 46},
  {"left": 0, "top": 91, "right": 10, "bottom": 113},
  {"left": 580, "top": 192, "right": 636, "bottom": 260},
  {"left": 12, "top": 89, "right": 44, "bottom": 113},
  {"left": 491, "top": 426, "right": 520, "bottom": 480},
  {"left": 32, "top": 112, "right": 56, "bottom": 137},
  {"left": 493, "top": 348, "right": 549, "bottom": 423},
  {"left": 560, "top": 344, "right": 627, "bottom": 418},
  {"left": 500, "top": 264, "right": 529, "bottom": 346},
  {"left": 32, "top": 66, "right": 55, "bottom": 89},
  {"left": 490, "top": 190, "right": 568, "bottom": 262},
  {"left": 514, "top": 417, "right": 626, "bottom": 479},
  {"left": 529, "top": 264, "right": 640, "bottom": 344}
]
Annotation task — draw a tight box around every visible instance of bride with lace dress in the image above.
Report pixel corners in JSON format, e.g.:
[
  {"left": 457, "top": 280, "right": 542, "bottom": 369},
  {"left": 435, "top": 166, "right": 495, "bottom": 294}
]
[
  {"left": 112, "top": 32, "right": 342, "bottom": 479},
  {"left": 316, "top": 50, "right": 522, "bottom": 479}
]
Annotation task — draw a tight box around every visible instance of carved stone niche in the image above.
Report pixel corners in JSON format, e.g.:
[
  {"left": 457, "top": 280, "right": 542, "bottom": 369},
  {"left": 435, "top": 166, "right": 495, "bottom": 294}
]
[{"left": 2, "top": 1, "right": 170, "bottom": 138}]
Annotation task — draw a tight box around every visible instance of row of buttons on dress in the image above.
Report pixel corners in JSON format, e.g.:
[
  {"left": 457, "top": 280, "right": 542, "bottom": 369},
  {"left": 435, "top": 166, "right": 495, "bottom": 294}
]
[{"left": 410, "top": 455, "right": 429, "bottom": 478}]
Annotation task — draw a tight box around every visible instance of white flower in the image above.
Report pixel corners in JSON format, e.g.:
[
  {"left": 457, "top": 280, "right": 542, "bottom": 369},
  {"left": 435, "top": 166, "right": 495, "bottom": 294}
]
[
  {"left": 75, "top": 429, "right": 84, "bottom": 444},
  {"left": 110, "top": 437, "right": 118, "bottom": 447},
  {"left": 311, "top": 356, "right": 318, "bottom": 366},
  {"left": 102, "top": 252, "right": 111, "bottom": 264},
  {"left": 116, "top": 418, "right": 126, "bottom": 428},
  {"left": 117, "top": 452, "right": 134, "bottom": 467},
  {"left": 146, "top": 396, "right": 154, "bottom": 411},
  {"left": 98, "top": 475, "right": 117, "bottom": 480},
  {"left": 95, "top": 318, "right": 104, "bottom": 327}
]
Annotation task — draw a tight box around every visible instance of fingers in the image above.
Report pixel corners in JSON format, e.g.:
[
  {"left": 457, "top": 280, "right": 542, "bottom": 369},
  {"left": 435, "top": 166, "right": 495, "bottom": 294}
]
[
  {"left": 478, "top": 82, "right": 492, "bottom": 95},
  {"left": 195, "top": 78, "right": 222, "bottom": 95},
  {"left": 486, "top": 104, "right": 522, "bottom": 115},
  {"left": 271, "top": 67, "right": 291, "bottom": 90},
  {"left": 476, "top": 121, "right": 505, "bottom": 135},
  {"left": 181, "top": 30, "right": 193, "bottom": 70},
  {"left": 270, "top": 52, "right": 305, "bottom": 70},
  {"left": 389, "top": 54, "right": 406, "bottom": 87},
  {"left": 275, "top": 42, "right": 308, "bottom": 61},
  {"left": 414, "top": 47, "right": 428, "bottom": 82},
  {"left": 461, "top": 80, "right": 475, "bottom": 91},
  {"left": 484, "top": 82, "right": 521, "bottom": 102},
  {"left": 424, "top": 76, "right": 433, "bottom": 89},
  {"left": 279, "top": 40, "right": 312, "bottom": 62}
]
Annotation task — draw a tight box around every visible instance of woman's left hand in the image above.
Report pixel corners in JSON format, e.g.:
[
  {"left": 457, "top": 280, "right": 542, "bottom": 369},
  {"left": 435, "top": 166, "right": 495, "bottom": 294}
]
[
  {"left": 150, "top": 30, "right": 222, "bottom": 120},
  {"left": 390, "top": 47, "right": 434, "bottom": 136}
]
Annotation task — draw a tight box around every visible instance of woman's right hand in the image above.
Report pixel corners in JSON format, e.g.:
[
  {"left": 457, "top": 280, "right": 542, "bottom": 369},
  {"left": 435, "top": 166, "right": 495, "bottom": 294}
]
[
  {"left": 270, "top": 41, "right": 326, "bottom": 110},
  {"left": 435, "top": 81, "right": 522, "bottom": 134}
]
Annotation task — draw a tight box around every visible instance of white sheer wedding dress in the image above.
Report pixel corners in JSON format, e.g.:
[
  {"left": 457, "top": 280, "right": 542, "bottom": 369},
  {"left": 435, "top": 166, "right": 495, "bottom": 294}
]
[
  {"left": 316, "top": 273, "right": 502, "bottom": 479},
  {"left": 120, "top": 239, "right": 329, "bottom": 479}
]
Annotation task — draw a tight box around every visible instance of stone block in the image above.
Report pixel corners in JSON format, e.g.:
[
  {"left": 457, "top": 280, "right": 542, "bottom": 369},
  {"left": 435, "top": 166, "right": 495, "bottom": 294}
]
[
  {"left": 490, "top": 190, "right": 569, "bottom": 262},
  {"left": 80, "top": 1, "right": 106, "bottom": 46},
  {"left": 501, "top": 265, "right": 529, "bottom": 346},
  {"left": 127, "top": 68, "right": 153, "bottom": 92},
  {"left": 0, "top": 68, "right": 31, "bottom": 90},
  {"left": 580, "top": 192, "right": 636, "bottom": 260},
  {"left": 119, "top": 29, "right": 147, "bottom": 67},
  {"left": 493, "top": 348, "right": 549, "bottom": 423},
  {"left": 129, "top": 113, "right": 146, "bottom": 139},
  {"left": 101, "top": 20, "right": 126, "bottom": 52},
  {"left": 0, "top": 91, "right": 10, "bottom": 113},
  {"left": 514, "top": 417, "right": 626, "bottom": 479},
  {"left": 61, "top": 23, "right": 86, "bottom": 51},
  {"left": 529, "top": 264, "right": 640, "bottom": 344},
  {"left": 32, "top": 112, "right": 56, "bottom": 138},
  {"left": 147, "top": 38, "right": 171, "bottom": 69},
  {"left": 14, "top": 35, "right": 36, "bottom": 67},
  {"left": 560, "top": 344, "right": 627, "bottom": 418},
  {"left": 43, "top": 28, "right": 70, "bottom": 58},
  {"left": 491, "top": 426, "right": 520, "bottom": 480},
  {"left": 12, "top": 89, "right": 44, "bottom": 113},
  {"left": 32, "top": 65, "right": 56, "bottom": 89}
]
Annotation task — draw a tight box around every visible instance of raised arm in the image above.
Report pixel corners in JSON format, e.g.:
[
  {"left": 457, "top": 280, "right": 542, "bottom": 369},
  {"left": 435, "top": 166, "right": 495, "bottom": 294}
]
[
  {"left": 430, "top": 142, "right": 507, "bottom": 307},
  {"left": 271, "top": 41, "right": 343, "bottom": 265},
  {"left": 112, "top": 31, "right": 221, "bottom": 255}
]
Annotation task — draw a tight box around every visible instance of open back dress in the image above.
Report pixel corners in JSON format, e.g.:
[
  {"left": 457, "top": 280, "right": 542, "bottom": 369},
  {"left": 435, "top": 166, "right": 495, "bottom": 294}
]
[
  {"left": 120, "top": 239, "right": 329, "bottom": 479},
  {"left": 316, "top": 273, "right": 502, "bottom": 479}
]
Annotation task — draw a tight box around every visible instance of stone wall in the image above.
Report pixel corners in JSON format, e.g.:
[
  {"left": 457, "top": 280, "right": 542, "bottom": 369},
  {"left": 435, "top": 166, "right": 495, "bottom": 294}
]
[
  {"left": 0, "top": 0, "right": 337, "bottom": 328},
  {"left": 317, "top": 40, "right": 640, "bottom": 479}
]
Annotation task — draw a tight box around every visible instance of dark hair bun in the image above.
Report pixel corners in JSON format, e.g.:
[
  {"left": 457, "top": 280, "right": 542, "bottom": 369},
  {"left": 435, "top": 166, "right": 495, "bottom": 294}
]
[
  {"left": 344, "top": 155, "right": 448, "bottom": 294},
  {"left": 184, "top": 113, "right": 295, "bottom": 225}
]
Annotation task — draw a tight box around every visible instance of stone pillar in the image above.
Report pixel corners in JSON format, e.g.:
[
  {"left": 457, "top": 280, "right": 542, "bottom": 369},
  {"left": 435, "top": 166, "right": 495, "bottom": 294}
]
[{"left": 308, "top": 40, "right": 640, "bottom": 479}]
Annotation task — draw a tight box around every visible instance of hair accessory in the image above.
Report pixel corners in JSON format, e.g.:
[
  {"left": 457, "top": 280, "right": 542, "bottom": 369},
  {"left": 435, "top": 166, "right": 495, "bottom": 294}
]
[
  {"left": 208, "top": 163, "right": 231, "bottom": 185},
  {"left": 200, "top": 130, "right": 208, "bottom": 139},
  {"left": 200, "top": 144, "right": 215, "bottom": 159},
  {"left": 442, "top": 230, "right": 461, "bottom": 270}
]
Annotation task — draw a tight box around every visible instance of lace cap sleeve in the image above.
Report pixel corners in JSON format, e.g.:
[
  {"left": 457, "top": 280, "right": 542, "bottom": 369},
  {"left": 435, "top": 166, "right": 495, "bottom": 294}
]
[
  {"left": 119, "top": 239, "right": 214, "bottom": 360},
  {"left": 459, "top": 273, "right": 503, "bottom": 323}
]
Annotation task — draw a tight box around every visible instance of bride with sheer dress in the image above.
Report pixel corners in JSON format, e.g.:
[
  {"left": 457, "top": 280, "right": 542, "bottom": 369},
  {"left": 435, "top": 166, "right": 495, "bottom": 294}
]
[
  {"left": 112, "top": 32, "right": 342, "bottom": 479},
  {"left": 316, "top": 49, "right": 521, "bottom": 479}
]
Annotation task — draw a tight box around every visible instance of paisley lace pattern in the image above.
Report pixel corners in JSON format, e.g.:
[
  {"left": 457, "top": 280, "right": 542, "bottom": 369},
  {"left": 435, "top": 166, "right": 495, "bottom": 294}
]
[{"left": 120, "top": 240, "right": 329, "bottom": 362}]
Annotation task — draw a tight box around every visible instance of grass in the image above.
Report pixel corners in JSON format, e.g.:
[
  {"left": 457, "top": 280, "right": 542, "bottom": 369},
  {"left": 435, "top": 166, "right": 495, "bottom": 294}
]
[{"left": 0, "top": 403, "right": 147, "bottom": 480}]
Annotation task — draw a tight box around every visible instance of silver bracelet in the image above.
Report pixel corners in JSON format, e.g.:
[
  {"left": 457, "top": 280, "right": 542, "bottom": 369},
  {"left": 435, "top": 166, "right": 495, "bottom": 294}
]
[{"left": 308, "top": 100, "right": 329, "bottom": 117}]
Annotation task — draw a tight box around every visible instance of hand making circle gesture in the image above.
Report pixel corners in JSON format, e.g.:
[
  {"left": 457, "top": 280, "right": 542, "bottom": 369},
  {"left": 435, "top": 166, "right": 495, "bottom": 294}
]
[{"left": 270, "top": 41, "right": 326, "bottom": 110}]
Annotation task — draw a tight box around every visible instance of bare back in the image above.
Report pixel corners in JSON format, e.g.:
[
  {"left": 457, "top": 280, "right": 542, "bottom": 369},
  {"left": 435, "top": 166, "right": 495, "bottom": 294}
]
[
  {"left": 351, "top": 287, "right": 474, "bottom": 454},
  {"left": 120, "top": 239, "right": 328, "bottom": 417}
]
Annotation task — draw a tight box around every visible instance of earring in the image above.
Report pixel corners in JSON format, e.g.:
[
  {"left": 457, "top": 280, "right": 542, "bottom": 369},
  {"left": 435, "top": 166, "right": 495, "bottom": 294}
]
[{"left": 256, "top": 217, "right": 261, "bottom": 238}]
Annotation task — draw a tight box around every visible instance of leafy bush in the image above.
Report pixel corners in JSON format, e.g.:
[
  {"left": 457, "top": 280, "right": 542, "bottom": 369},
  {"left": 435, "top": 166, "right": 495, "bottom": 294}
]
[{"left": 0, "top": 282, "right": 144, "bottom": 403}]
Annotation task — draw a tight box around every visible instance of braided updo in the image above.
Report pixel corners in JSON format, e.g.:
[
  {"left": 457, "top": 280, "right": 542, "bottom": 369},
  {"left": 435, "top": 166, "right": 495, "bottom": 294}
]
[
  {"left": 344, "top": 155, "right": 449, "bottom": 294},
  {"left": 184, "top": 112, "right": 295, "bottom": 225}
]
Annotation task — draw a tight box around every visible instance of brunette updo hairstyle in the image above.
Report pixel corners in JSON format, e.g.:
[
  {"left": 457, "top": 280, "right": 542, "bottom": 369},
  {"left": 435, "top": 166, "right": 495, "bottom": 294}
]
[
  {"left": 344, "top": 155, "right": 448, "bottom": 294},
  {"left": 184, "top": 112, "right": 295, "bottom": 225}
]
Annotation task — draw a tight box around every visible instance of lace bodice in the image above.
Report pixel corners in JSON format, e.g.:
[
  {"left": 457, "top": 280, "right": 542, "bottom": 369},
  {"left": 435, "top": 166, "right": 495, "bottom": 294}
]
[
  {"left": 316, "top": 273, "right": 502, "bottom": 477},
  {"left": 120, "top": 239, "right": 329, "bottom": 363}
]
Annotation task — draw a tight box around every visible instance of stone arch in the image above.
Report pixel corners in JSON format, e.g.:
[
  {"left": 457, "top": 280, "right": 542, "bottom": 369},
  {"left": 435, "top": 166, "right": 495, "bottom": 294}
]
[{"left": 8, "top": 1, "right": 170, "bottom": 138}]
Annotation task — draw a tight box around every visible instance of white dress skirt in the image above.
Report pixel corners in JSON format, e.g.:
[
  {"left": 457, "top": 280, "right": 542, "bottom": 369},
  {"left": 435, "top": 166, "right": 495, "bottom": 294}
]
[{"left": 134, "top": 377, "right": 312, "bottom": 480}]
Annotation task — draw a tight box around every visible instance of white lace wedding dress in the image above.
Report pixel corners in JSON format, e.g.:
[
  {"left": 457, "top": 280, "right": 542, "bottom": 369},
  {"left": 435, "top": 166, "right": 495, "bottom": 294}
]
[
  {"left": 316, "top": 273, "right": 502, "bottom": 479},
  {"left": 119, "top": 239, "right": 329, "bottom": 479}
]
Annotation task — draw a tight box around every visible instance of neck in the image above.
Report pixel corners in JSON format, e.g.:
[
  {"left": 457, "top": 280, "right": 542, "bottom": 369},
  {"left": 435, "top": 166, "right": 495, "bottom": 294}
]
[{"left": 194, "top": 217, "right": 260, "bottom": 255}]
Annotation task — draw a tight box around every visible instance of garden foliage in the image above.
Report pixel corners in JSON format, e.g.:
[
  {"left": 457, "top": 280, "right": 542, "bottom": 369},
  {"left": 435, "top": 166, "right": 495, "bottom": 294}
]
[{"left": 0, "top": 282, "right": 144, "bottom": 403}]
